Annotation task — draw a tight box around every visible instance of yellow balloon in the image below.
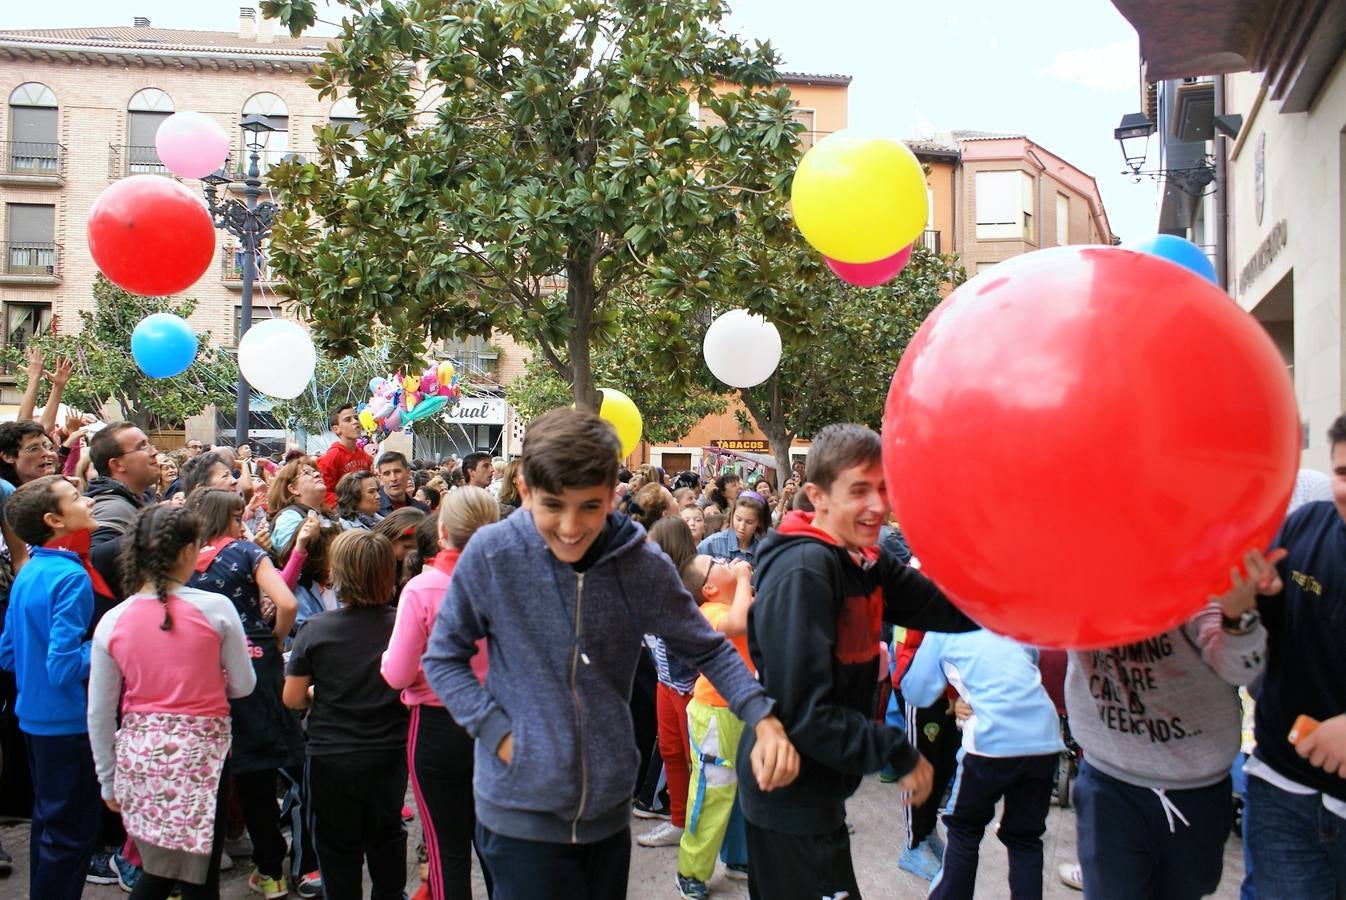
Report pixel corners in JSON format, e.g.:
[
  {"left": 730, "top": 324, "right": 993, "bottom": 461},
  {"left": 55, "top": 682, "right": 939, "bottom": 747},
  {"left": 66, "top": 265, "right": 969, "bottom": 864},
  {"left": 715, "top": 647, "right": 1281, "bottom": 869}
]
[
  {"left": 790, "top": 134, "right": 929, "bottom": 264},
  {"left": 437, "top": 361, "right": 455, "bottom": 386},
  {"left": 358, "top": 410, "right": 376, "bottom": 432},
  {"left": 598, "top": 387, "right": 642, "bottom": 459},
  {"left": 402, "top": 374, "right": 419, "bottom": 394}
]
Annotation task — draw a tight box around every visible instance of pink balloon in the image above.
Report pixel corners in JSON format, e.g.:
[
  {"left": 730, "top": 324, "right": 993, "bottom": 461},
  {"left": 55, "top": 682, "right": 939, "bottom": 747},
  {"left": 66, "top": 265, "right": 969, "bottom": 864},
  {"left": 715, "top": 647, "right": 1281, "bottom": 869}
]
[
  {"left": 419, "top": 373, "right": 439, "bottom": 395},
  {"left": 825, "top": 244, "right": 913, "bottom": 287},
  {"left": 155, "top": 112, "right": 231, "bottom": 180}
]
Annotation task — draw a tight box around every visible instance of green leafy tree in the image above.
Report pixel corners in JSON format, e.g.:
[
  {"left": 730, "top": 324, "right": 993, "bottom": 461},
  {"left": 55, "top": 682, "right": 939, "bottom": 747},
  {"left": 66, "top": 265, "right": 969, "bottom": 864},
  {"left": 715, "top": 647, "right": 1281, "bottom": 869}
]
[
  {"left": 263, "top": 0, "right": 804, "bottom": 411},
  {"left": 506, "top": 244, "right": 963, "bottom": 474},
  {"left": 0, "top": 276, "right": 238, "bottom": 431}
]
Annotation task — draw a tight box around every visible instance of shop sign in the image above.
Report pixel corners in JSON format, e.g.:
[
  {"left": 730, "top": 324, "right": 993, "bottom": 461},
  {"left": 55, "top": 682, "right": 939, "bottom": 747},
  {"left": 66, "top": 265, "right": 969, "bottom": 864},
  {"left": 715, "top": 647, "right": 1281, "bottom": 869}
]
[
  {"left": 712, "top": 439, "right": 770, "bottom": 452},
  {"left": 442, "top": 397, "right": 508, "bottom": 425}
]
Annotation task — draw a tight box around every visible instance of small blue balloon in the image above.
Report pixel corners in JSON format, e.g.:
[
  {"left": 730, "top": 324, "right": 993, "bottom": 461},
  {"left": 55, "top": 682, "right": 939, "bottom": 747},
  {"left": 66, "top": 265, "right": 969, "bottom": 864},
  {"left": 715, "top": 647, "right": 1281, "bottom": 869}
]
[
  {"left": 370, "top": 377, "right": 386, "bottom": 393},
  {"left": 1124, "top": 234, "right": 1218, "bottom": 285},
  {"left": 130, "top": 313, "right": 198, "bottom": 378}
]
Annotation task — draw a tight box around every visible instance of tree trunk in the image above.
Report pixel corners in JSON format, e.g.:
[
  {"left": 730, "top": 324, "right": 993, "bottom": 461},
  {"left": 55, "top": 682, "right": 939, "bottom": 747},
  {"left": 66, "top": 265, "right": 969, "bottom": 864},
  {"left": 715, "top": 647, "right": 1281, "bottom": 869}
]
[
  {"left": 566, "top": 254, "right": 600, "bottom": 412},
  {"left": 740, "top": 377, "right": 793, "bottom": 487}
]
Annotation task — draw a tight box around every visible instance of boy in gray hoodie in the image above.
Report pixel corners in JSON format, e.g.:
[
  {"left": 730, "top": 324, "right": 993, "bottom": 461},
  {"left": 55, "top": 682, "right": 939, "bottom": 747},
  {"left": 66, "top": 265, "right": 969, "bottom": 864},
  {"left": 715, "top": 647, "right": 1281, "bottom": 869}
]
[{"left": 423, "top": 407, "right": 798, "bottom": 899}]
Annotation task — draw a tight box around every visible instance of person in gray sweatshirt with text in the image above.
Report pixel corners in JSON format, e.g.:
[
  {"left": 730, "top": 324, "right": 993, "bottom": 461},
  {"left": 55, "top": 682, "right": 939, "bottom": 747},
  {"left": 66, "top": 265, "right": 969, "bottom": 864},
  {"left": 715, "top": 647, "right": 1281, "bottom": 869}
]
[
  {"left": 422, "top": 408, "right": 799, "bottom": 900},
  {"left": 1064, "top": 548, "right": 1279, "bottom": 900}
]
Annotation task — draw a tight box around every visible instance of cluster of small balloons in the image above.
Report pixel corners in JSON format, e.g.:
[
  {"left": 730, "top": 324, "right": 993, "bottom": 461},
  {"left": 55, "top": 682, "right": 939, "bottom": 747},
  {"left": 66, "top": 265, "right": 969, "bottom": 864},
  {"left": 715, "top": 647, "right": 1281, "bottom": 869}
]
[
  {"left": 360, "top": 363, "right": 464, "bottom": 435},
  {"left": 792, "top": 133, "right": 929, "bottom": 287}
]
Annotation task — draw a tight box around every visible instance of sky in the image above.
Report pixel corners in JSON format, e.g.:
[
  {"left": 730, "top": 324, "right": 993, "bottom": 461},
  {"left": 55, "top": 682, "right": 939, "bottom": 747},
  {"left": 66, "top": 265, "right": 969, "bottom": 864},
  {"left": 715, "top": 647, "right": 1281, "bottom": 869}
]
[{"left": 2, "top": 0, "right": 1160, "bottom": 239}]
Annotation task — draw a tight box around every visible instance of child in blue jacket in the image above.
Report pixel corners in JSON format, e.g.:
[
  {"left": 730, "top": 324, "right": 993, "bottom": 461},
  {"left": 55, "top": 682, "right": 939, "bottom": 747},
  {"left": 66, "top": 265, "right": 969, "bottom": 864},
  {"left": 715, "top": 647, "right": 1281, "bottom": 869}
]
[
  {"left": 0, "top": 475, "right": 104, "bottom": 899},
  {"left": 902, "top": 628, "right": 1062, "bottom": 900}
]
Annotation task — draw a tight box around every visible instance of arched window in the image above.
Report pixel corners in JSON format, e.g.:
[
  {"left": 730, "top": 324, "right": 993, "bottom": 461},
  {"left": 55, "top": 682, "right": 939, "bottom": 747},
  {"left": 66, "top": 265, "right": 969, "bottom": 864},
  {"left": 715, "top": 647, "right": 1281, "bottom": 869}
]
[
  {"left": 329, "top": 97, "right": 363, "bottom": 135},
  {"left": 241, "top": 92, "right": 288, "bottom": 171},
  {"left": 127, "top": 88, "right": 174, "bottom": 174},
  {"left": 8, "top": 82, "right": 58, "bottom": 172}
]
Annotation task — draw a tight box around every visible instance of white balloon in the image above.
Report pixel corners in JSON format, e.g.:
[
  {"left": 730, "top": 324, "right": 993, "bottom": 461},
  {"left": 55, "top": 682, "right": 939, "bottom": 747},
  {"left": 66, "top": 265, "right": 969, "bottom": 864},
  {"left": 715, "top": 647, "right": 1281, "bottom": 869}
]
[
  {"left": 237, "top": 318, "right": 316, "bottom": 399},
  {"left": 702, "top": 309, "right": 783, "bottom": 388}
]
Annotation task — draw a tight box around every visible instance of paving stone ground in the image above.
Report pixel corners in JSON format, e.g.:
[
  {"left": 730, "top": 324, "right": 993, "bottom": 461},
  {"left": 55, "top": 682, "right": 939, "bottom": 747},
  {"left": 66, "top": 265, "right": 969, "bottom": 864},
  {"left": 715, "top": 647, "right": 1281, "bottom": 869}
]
[{"left": 0, "top": 774, "right": 1246, "bottom": 898}]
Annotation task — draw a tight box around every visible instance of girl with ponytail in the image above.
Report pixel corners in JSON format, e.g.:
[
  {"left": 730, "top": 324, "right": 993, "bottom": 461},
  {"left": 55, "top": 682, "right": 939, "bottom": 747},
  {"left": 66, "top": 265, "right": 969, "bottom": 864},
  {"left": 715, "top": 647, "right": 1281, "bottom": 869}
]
[
  {"left": 87, "top": 504, "right": 256, "bottom": 898},
  {"left": 381, "top": 485, "right": 499, "bottom": 899}
]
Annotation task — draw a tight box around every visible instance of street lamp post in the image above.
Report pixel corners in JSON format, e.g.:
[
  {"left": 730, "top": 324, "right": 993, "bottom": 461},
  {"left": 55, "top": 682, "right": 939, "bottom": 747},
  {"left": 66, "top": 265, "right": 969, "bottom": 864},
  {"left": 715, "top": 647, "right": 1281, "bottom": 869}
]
[{"left": 202, "top": 113, "right": 278, "bottom": 448}]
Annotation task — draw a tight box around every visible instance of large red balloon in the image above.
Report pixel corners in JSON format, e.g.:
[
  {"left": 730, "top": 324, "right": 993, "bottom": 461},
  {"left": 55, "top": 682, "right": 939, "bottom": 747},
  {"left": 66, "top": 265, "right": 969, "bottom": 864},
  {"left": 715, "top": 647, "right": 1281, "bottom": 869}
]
[
  {"left": 882, "top": 245, "right": 1299, "bottom": 649},
  {"left": 87, "top": 175, "right": 215, "bottom": 296}
]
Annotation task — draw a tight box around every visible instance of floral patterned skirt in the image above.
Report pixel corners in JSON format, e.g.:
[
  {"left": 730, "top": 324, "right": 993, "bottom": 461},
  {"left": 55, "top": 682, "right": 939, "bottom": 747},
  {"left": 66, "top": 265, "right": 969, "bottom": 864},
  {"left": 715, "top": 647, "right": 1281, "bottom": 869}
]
[{"left": 115, "top": 712, "right": 232, "bottom": 883}]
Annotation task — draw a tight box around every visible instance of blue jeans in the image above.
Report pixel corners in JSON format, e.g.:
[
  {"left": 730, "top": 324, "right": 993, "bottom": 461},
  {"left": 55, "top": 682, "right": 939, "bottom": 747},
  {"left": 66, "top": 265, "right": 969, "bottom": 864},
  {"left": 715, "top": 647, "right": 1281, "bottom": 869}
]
[{"left": 1245, "top": 775, "right": 1346, "bottom": 899}]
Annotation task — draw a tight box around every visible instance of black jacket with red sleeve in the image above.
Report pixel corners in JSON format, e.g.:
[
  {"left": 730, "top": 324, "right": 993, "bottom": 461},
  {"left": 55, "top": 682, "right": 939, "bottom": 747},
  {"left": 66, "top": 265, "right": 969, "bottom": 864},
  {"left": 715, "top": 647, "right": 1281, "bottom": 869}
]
[{"left": 736, "top": 511, "right": 977, "bottom": 835}]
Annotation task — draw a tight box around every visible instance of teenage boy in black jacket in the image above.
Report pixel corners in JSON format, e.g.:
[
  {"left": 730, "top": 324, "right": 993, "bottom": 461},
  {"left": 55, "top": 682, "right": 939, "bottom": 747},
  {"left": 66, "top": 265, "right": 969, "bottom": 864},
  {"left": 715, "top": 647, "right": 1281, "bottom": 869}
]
[
  {"left": 1243, "top": 412, "right": 1346, "bottom": 897},
  {"left": 737, "top": 424, "right": 977, "bottom": 900}
]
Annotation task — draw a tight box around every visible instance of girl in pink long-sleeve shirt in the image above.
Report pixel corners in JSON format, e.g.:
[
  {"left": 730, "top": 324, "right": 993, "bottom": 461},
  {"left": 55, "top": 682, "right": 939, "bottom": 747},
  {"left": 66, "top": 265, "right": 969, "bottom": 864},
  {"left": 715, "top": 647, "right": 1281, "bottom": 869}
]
[
  {"left": 88, "top": 504, "right": 256, "bottom": 898},
  {"left": 382, "top": 486, "right": 498, "bottom": 900}
]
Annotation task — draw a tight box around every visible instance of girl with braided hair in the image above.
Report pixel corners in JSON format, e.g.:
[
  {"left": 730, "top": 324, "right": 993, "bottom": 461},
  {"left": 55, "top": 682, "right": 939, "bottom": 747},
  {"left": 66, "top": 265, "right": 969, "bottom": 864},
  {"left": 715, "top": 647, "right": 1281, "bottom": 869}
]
[
  {"left": 87, "top": 504, "right": 256, "bottom": 898},
  {"left": 186, "top": 487, "right": 302, "bottom": 898}
]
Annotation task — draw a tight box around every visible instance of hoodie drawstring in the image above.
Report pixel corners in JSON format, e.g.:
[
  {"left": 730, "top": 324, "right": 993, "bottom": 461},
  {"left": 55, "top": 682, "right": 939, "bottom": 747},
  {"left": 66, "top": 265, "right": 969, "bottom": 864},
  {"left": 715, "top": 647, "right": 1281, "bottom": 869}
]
[{"left": 1151, "top": 788, "right": 1190, "bottom": 833}]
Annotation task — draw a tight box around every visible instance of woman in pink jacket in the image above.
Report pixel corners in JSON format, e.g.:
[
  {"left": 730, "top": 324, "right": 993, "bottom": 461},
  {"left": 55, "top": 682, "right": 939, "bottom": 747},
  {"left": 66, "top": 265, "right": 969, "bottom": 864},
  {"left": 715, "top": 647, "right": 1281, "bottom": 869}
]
[{"left": 382, "top": 486, "right": 498, "bottom": 900}]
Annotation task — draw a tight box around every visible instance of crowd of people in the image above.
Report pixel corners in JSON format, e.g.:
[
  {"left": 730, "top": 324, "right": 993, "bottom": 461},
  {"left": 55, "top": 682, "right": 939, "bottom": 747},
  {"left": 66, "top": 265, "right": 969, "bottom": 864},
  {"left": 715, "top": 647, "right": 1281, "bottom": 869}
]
[{"left": 0, "top": 355, "right": 1342, "bottom": 900}]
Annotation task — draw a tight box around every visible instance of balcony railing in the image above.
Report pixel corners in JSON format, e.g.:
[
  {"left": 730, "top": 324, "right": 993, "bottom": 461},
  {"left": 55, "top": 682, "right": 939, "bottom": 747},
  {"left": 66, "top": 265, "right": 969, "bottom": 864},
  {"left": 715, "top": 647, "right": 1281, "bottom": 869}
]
[
  {"left": 1, "top": 242, "right": 60, "bottom": 277},
  {"left": 919, "top": 230, "right": 941, "bottom": 254},
  {"left": 221, "top": 246, "right": 275, "bottom": 284},
  {"left": 229, "top": 149, "right": 317, "bottom": 180},
  {"left": 0, "top": 141, "right": 64, "bottom": 178},
  {"left": 108, "top": 144, "right": 170, "bottom": 178}
]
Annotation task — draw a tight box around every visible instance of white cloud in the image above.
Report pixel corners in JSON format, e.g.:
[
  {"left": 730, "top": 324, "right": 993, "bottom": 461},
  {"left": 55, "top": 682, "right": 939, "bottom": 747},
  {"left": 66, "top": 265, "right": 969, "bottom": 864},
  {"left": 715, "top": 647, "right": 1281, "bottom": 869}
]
[{"left": 1042, "top": 40, "right": 1138, "bottom": 93}]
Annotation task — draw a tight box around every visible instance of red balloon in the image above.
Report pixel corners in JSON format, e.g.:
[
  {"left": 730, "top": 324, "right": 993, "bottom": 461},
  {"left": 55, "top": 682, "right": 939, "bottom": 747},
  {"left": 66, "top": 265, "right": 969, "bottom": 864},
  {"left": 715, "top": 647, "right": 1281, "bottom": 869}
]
[
  {"left": 882, "top": 246, "right": 1298, "bottom": 649},
  {"left": 826, "top": 244, "right": 912, "bottom": 287},
  {"left": 87, "top": 175, "right": 215, "bottom": 296}
]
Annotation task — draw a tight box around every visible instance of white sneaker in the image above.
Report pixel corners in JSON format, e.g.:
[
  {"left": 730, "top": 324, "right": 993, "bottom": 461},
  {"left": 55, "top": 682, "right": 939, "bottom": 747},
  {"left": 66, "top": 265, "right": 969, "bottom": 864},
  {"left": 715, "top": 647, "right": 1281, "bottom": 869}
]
[
  {"left": 1058, "top": 862, "right": 1083, "bottom": 891},
  {"left": 636, "top": 821, "right": 685, "bottom": 847}
]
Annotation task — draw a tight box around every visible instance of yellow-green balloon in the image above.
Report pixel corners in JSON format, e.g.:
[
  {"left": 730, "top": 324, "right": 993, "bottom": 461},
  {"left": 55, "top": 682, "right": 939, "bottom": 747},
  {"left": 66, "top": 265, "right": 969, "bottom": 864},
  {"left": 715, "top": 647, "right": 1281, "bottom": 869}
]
[
  {"left": 598, "top": 388, "right": 642, "bottom": 458},
  {"left": 791, "top": 134, "right": 929, "bottom": 264}
]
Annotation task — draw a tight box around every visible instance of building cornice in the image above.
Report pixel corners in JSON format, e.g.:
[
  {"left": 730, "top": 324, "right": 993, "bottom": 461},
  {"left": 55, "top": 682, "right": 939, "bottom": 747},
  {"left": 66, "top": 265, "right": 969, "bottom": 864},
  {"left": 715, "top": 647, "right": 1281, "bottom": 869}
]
[{"left": 0, "top": 38, "right": 321, "bottom": 72}]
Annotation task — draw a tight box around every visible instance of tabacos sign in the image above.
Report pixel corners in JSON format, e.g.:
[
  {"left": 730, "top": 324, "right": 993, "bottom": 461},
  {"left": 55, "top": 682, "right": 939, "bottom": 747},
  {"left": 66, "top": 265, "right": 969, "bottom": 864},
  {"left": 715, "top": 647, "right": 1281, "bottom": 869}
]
[{"left": 441, "top": 397, "right": 508, "bottom": 425}]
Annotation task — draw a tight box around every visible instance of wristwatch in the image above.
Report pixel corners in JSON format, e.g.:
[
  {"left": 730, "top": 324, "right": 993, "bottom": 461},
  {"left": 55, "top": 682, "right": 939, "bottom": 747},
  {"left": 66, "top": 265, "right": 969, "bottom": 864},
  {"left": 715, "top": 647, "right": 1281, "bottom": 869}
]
[{"left": 1222, "top": 608, "right": 1261, "bottom": 634}]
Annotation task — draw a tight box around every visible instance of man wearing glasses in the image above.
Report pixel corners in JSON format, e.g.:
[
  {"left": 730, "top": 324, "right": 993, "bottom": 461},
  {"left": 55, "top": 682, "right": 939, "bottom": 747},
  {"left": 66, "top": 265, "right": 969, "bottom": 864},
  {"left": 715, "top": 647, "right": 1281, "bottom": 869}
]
[
  {"left": 185, "top": 440, "right": 204, "bottom": 457},
  {"left": 84, "top": 424, "right": 158, "bottom": 549}
]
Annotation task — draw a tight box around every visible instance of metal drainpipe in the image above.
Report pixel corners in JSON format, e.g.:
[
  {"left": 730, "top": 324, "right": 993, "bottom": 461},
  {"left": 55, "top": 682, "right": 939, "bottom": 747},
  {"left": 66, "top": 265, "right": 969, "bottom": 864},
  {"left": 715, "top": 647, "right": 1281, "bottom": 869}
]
[
  {"left": 1027, "top": 147, "right": 1047, "bottom": 246},
  {"left": 1213, "top": 76, "right": 1230, "bottom": 292}
]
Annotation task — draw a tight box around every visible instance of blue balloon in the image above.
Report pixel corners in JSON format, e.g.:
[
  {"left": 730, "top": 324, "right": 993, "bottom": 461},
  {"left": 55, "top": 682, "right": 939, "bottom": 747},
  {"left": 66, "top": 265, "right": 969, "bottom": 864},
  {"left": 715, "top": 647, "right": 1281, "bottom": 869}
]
[
  {"left": 1124, "top": 234, "right": 1218, "bottom": 284},
  {"left": 370, "top": 376, "right": 386, "bottom": 393},
  {"left": 130, "top": 313, "right": 198, "bottom": 378}
]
